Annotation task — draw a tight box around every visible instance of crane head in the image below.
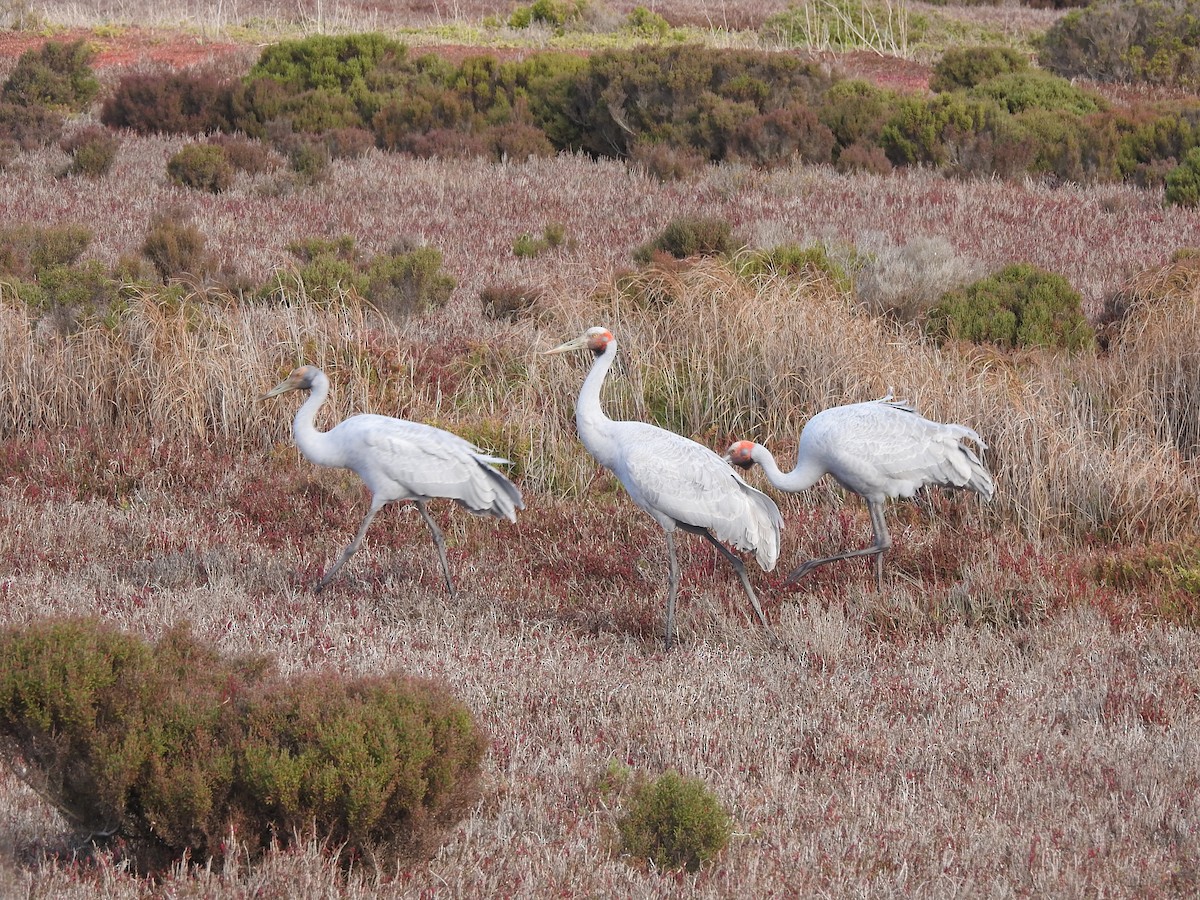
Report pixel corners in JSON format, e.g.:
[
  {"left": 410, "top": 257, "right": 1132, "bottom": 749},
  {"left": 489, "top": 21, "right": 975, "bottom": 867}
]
[
  {"left": 724, "top": 440, "right": 758, "bottom": 470},
  {"left": 542, "top": 326, "right": 613, "bottom": 357},
  {"left": 260, "top": 365, "right": 319, "bottom": 400}
]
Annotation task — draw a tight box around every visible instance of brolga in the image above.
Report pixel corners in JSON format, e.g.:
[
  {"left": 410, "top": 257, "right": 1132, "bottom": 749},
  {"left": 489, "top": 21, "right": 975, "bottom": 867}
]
[
  {"left": 261, "top": 365, "right": 524, "bottom": 597},
  {"left": 725, "top": 395, "right": 994, "bottom": 589},
  {"left": 543, "top": 326, "right": 784, "bottom": 650}
]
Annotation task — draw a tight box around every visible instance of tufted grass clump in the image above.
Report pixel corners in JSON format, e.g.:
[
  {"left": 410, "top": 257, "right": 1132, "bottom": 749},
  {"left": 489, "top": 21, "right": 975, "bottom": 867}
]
[
  {"left": 616, "top": 770, "right": 732, "bottom": 873},
  {"left": 0, "top": 617, "right": 487, "bottom": 875},
  {"left": 633, "top": 215, "right": 739, "bottom": 264}
]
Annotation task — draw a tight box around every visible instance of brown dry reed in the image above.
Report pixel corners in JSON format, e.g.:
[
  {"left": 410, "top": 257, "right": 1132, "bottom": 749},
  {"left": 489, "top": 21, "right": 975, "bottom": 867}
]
[{"left": 2, "top": 253, "right": 1197, "bottom": 548}]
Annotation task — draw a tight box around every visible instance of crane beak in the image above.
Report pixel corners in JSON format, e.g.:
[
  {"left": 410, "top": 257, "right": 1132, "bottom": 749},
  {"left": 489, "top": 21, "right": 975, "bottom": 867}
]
[
  {"left": 259, "top": 375, "right": 300, "bottom": 400},
  {"left": 541, "top": 335, "right": 590, "bottom": 355}
]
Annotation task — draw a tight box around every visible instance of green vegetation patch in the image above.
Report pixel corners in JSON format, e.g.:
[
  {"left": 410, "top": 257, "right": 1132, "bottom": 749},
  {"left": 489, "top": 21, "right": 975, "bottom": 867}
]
[
  {"left": 0, "top": 617, "right": 486, "bottom": 874},
  {"left": 616, "top": 770, "right": 732, "bottom": 873},
  {"left": 925, "top": 262, "right": 1095, "bottom": 352}
]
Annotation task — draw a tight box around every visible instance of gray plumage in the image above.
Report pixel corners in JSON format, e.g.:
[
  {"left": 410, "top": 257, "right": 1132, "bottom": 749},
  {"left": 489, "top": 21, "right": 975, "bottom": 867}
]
[{"left": 261, "top": 364, "right": 523, "bottom": 595}]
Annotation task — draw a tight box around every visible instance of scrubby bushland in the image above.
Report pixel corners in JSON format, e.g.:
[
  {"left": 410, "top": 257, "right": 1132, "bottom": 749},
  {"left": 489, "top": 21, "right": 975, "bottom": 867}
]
[
  {"left": 0, "top": 39, "right": 98, "bottom": 111},
  {"left": 1040, "top": 0, "right": 1200, "bottom": 90},
  {"left": 562, "top": 46, "right": 835, "bottom": 162},
  {"left": 83, "top": 33, "right": 1200, "bottom": 190},
  {"left": 930, "top": 46, "right": 1029, "bottom": 93},
  {"left": 925, "top": 262, "right": 1094, "bottom": 351},
  {"left": 615, "top": 770, "right": 731, "bottom": 873},
  {"left": 0, "top": 617, "right": 486, "bottom": 874}
]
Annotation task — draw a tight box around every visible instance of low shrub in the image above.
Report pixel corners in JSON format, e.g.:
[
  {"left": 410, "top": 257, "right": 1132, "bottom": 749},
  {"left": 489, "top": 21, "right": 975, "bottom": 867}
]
[
  {"left": 60, "top": 125, "right": 119, "bottom": 177},
  {"left": 728, "top": 104, "right": 836, "bottom": 167},
  {"left": 481, "top": 282, "right": 541, "bottom": 321},
  {"left": 0, "top": 223, "right": 91, "bottom": 277},
  {"left": 367, "top": 244, "right": 456, "bottom": 319},
  {"left": 509, "top": 0, "right": 587, "bottom": 28},
  {"left": 930, "top": 45, "right": 1029, "bottom": 93},
  {"left": 739, "top": 242, "right": 854, "bottom": 294},
  {"left": 1, "top": 38, "right": 99, "bottom": 111},
  {"left": 0, "top": 100, "right": 63, "bottom": 149},
  {"left": 968, "top": 71, "right": 1103, "bottom": 116},
  {"left": 1165, "top": 146, "right": 1200, "bottom": 207},
  {"left": 101, "top": 70, "right": 234, "bottom": 135},
  {"left": 633, "top": 215, "right": 739, "bottom": 263},
  {"left": 142, "top": 210, "right": 213, "bottom": 282},
  {"left": 855, "top": 234, "right": 983, "bottom": 324},
  {"left": 1040, "top": 0, "right": 1200, "bottom": 90},
  {"left": 925, "top": 262, "right": 1094, "bottom": 351},
  {"left": 167, "top": 143, "right": 234, "bottom": 193},
  {"left": 616, "top": 770, "right": 731, "bottom": 873},
  {"left": 0, "top": 617, "right": 486, "bottom": 874}
]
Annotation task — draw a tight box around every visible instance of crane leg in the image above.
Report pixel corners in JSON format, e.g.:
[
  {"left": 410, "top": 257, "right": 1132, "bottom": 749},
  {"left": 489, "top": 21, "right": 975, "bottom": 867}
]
[
  {"left": 783, "top": 500, "right": 892, "bottom": 590},
  {"left": 675, "top": 525, "right": 788, "bottom": 651},
  {"left": 416, "top": 501, "right": 456, "bottom": 598},
  {"left": 664, "top": 530, "right": 680, "bottom": 651},
  {"left": 317, "top": 497, "right": 383, "bottom": 592}
]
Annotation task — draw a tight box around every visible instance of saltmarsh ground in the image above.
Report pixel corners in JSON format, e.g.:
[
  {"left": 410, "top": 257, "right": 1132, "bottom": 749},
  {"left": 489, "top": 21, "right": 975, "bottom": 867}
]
[{"left": 1, "top": 2, "right": 1200, "bottom": 897}]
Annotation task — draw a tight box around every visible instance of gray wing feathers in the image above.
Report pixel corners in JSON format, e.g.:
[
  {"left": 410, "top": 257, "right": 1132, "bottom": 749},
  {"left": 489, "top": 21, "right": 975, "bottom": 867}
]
[
  {"left": 617, "top": 425, "right": 782, "bottom": 571},
  {"left": 354, "top": 418, "right": 523, "bottom": 520}
]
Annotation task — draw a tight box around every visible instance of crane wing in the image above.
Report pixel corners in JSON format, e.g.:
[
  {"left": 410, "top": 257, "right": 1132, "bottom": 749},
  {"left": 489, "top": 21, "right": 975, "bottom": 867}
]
[
  {"left": 612, "top": 423, "right": 782, "bottom": 570},
  {"left": 809, "top": 402, "right": 993, "bottom": 501},
  {"left": 339, "top": 416, "right": 523, "bottom": 520}
]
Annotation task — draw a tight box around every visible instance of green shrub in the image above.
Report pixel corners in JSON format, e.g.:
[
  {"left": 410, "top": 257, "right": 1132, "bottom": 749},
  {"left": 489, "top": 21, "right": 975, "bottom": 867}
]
[
  {"left": 512, "top": 223, "right": 567, "bottom": 258},
  {"left": 60, "top": 125, "right": 119, "bottom": 177},
  {"left": 0, "top": 617, "right": 486, "bottom": 874},
  {"left": 1040, "top": 0, "right": 1200, "bottom": 90},
  {"left": 930, "top": 46, "right": 1029, "bottom": 93},
  {"left": 634, "top": 215, "right": 739, "bottom": 263},
  {"left": 616, "top": 771, "right": 731, "bottom": 873},
  {"left": 819, "top": 79, "right": 895, "bottom": 151},
  {"left": 509, "top": 0, "right": 587, "bottom": 28},
  {"left": 367, "top": 244, "right": 456, "bottom": 319},
  {"left": 968, "top": 71, "right": 1102, "bottom": 116},
  {"left": 0, "top": 223, "right": 91, "bottom": 277},
  {"left": 167, "top": 143, "right": 234, "bottom": 193},
  {"left": 11, "top": 260, "right": 134, "bottom": 335},
  {"left": 880, "top": 92, "right": 1005, "bottom": 168},
  {"left": 1, "top": 39, "right": 99, "bottom": 111},
  {"left": 625, "top": 6, "right": 671, "bottom": 37},
  {"left": 1166, "top": 146, "right": 1200, "bottom": 206},
  {"left": 101, "top": 71, "right": 234, "bottom": 135},
  {"left": 142, "top": 211, "right": 212, "bottom": 282},
  {"left": 925, "top": 262, "right": 1095, "bottom": 351}
]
